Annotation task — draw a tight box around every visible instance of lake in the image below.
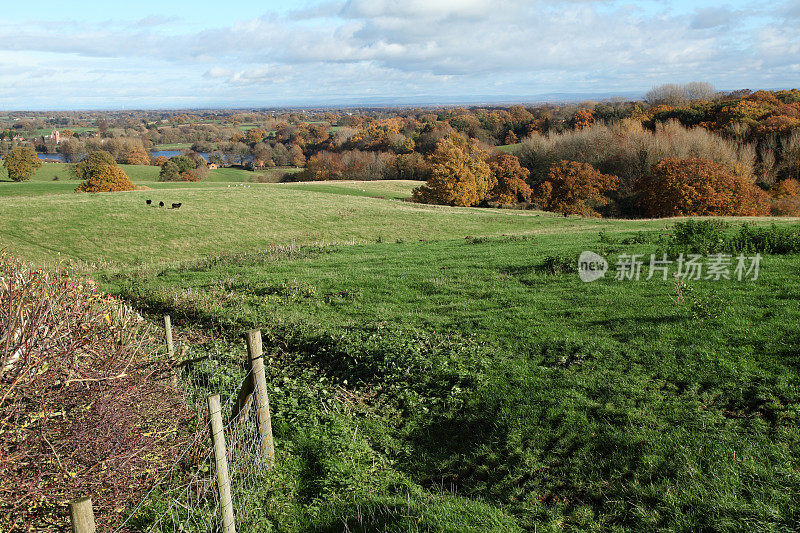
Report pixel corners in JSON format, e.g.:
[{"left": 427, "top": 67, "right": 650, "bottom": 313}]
[{"left": 32, "top": 151, "right": 212, "bottom": 163}]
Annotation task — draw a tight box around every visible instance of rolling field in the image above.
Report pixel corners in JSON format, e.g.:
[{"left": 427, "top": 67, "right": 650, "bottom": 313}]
[
  {"left": 0, "top": 173, "right": 683, "bottom": 267},
  {"left": 2, "top": 174, "right": 800, "bottom": 531}
]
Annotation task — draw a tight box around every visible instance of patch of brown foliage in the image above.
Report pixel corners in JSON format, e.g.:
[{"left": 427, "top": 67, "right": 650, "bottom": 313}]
[
  {"left": 636, "top": 157, "right": 769, "bottom": 217},
  {"left": 536, "top": 160, "right": 618, "bottom": 217}
]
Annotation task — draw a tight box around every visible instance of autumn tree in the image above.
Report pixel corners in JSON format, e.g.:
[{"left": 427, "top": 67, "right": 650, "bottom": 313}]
[
  {"left": 71, "top": 151, "right": 117, "bottom": 181},
  {"left": 774, "top": 178, "right": 800, "bottom": 198},
  {"left": 636, "top": 157, "right": 769, "bottom": 217},
  {"left": 536, "top": 160, "right": 618, "bottom": 217},
  {"left": 2, "top": 146, "right": 42, "bottom": 181},
  {"left": 121, "top": 145, "right": 151, "bottom": 166},
  {"left": 504, "top": 131, "right": 519, "bottom": 145},
  {"left": 159, "top": 154, "right": 208, "bottom": 181},
  {"left": 572, "top": 109, "right": 595, "bottom": 130},
  {"left": 487, "top": 153, "right": 531, "bottom": 205},
  {"left": 412, "top": 135, "right": 494, "bottom": 206},
  {"left": 75, "top": 161, "right": 134, "bottom": 193}
]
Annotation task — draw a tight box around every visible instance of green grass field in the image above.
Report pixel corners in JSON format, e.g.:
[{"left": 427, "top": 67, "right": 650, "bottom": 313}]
[
  {"left": 497, "top": 143, "right": 523, "bottom": 153},
  {"left": 0, "top": 162, "right": 258, "bottom": 198},
  {"left": 31, "top": 126, "right": 98, "bottom": 137},
  {"left": 2, "top": 174, "right": 800, "bottom": 531}
]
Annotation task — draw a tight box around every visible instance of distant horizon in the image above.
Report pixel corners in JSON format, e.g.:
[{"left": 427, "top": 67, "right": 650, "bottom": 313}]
[
  {"left": 3, "top": 87, "right": 798, "bottom": 113},
  {"left": 2, "top": 90, "right": 647, "bottom": 113},
  {"left": 2, "top": 0, "right": 798, "bottom": 111}
]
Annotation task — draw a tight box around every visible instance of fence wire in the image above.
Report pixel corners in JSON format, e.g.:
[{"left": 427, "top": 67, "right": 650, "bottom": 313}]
[{"left": 114, "top": 358, "right": 268, "bottom": 532}]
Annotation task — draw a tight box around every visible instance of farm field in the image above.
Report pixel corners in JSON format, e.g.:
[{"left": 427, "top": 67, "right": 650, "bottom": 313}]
[
  {"left": 0, "top": 174, "right": 693, "bottom": 267},
  {"left": 0, "top": 162, "right": 282, "bottom": 198},
  {"left": 2, "top": 174, "right": 800, "bottom": 531}
]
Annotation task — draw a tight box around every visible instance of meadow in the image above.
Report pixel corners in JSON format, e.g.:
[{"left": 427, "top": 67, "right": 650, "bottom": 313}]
[{"left": 2, "top": 172, "right": 799, "bottom": 531}]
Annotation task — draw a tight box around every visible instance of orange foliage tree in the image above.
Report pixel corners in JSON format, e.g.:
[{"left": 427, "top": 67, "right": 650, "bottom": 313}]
[
  {"left": 536, "top": 160, "right": 618, "bottom": 217},
  {"left": 412, "top": 135, "right": 493, "bottom": 207},
  {"left": 75, "top": 164, "right": 135, "bottom": 193},
  {"left": 775, "top": 178, "right": 800, "bottom": 198},
  {"left": 487, "top": 153, "right": 531, "bottom": 205},
  {"left": 636, "top": 158, "right": 769, "bottom": 217},
  {"left": 572, "top": 108, "right": 595, "bottom": 130}
]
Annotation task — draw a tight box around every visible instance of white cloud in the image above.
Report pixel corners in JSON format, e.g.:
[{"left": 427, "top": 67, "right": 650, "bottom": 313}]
[{"left": 0, "top": 1, "right": 797, "bottom": 108}]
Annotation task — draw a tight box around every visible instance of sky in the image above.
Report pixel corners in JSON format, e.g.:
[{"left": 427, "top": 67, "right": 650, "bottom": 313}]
[{"left": 0, "top": 0, "right": 798, "bottom": 110}]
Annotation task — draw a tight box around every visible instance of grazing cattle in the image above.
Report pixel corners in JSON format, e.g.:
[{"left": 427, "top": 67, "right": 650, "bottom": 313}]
[
  {"left": 159, "top": 201, "right": 164, "bottom": 207},
  {"left": 146, "top": 199, "right": 152, "bottom": 205},
  {"left": 172, "top": 203, "right": 182, "bottom": 209}
]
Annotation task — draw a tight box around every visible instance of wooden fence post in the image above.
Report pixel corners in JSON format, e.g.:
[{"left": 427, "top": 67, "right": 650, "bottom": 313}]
[
  {"left": 171, "top": 345, "right": 188, "bottom": 389},
  {"left": 246, "top": 329, "right": 275, "bottom": 468},
  {"left": 207, "top": 394, "right": 236, "bottom": 533},
  {"left": 68, "top": 495, "right": 96, "bottom": 533},
  {"left": 164, "top": 315, "right": 175, "bottom": 359}
]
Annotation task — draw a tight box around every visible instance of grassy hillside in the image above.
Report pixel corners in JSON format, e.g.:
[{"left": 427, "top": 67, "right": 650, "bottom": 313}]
[
  {"left": 1, "top": 179, "right": 680, "bottom": 266},
  {"left": 106, "top": 225, "right": 800, "bottom": 531},
  {"left": 3, "top": 176, "right": 800, "bottom": 530}
]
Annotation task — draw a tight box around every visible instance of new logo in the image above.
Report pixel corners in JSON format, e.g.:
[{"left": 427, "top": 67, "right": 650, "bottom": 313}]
[{"left": 578, "top": 251, "right": 608, "bottom": 282}]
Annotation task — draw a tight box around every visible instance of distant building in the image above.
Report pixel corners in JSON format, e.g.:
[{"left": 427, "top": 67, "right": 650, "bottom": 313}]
[
  {"left": 11, "top": 135, "right": 23, "bottom": 142},
  {"left": 208, "top": 163, "right": 219, "bottom": 169},
  {"left": 45, "top": 129, "right": 61, "bottom": 145}
]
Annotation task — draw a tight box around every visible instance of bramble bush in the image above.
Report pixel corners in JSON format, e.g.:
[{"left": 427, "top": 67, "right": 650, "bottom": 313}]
[{"left": 0, "top": 256, "right": 191, "bottom": 530}]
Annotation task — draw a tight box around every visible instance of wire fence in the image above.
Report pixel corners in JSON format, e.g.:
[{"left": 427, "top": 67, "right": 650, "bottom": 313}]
[{"left": 110, "top": 326, "right": 272, "bottom": 532}]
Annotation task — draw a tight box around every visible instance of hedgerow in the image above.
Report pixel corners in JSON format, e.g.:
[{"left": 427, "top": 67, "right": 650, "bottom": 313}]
[{"left": 0, "top": 256, "right": 192, "bottom": 530}]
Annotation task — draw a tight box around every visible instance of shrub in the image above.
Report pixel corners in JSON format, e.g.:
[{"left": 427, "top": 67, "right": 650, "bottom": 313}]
[
  {"left": 775, "top": 178, "right": 800, "bottom": 198},
  {"left": 2, "top": 146, "right": 42, "bottom": 181},
  {"left": 0, "top": 256, "right": 191, "bottom": 530},
  {"left": 536, "top": 160, "right": 618, "bottom": 217},
  {"left": 636, "top": 158, "right": 769, "bottom": 217},
  {"left": 665, "top": 219, "right": 800, "bottom": 254},
  {"left": 159, "top": 154, "right": 208, "bottom": 182},
  {"left": 668, "top": 219, "right": 729, "bottom": 254},
  {"left": 539, "top": 254, "right": 577, "bottom": 274},
  {"left": 75, "top": 163, "right": 135, "bottom": 192},
  {"left": 770, "top": 197, "right": 800, "bottom": 216}
]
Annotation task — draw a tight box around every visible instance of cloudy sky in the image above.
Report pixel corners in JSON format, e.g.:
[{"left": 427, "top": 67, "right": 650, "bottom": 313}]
[{"left": 0, "top": 0, "right": 798, "bottom": 109}]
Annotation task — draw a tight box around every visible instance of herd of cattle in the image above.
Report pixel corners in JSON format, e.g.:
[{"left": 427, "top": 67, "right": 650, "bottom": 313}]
[{"left": 146, "top": 199, "right": 182, "bottom": 209}]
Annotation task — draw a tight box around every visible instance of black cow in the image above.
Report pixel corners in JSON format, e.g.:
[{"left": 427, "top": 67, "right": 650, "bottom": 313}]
[
  {"left": 146, "top": 199, "right": 152, "bottom": 205},
  {"left": 172, "top": 203, "right": 182, "bottom": 209},
  {"left": 159, "top": 201, "right": 164, "bottom": 207}
]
